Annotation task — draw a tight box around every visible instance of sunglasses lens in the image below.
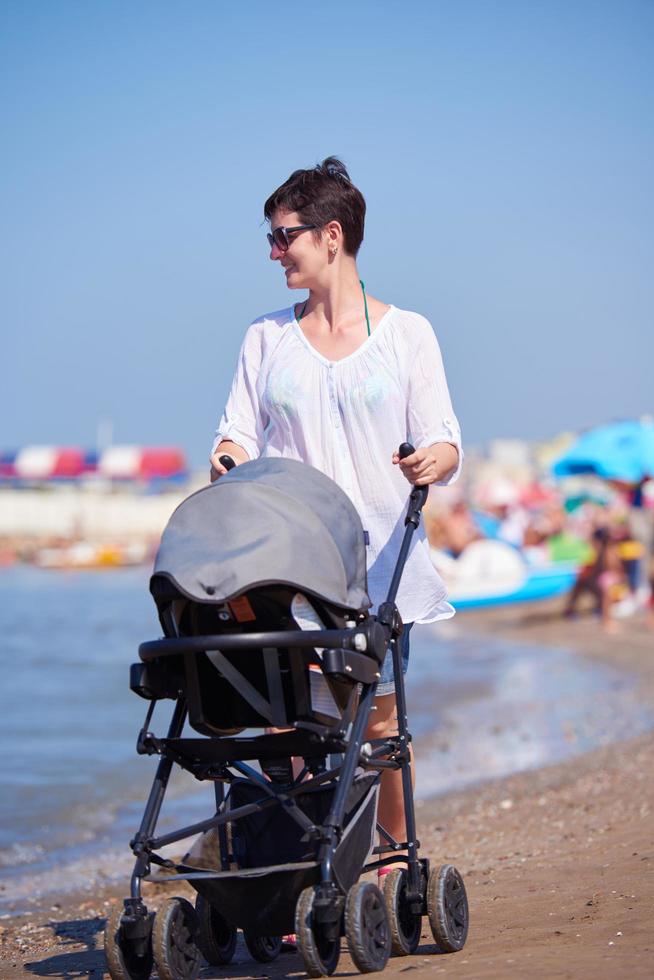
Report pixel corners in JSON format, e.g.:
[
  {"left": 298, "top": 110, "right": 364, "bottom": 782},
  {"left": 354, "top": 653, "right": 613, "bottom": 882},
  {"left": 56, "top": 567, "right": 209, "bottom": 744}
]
[
  {"left": 272, "top": 228, "right": 288, "bottom": 251},
  {"left": 266, "top": 232, "right": 274, "bottom": 248}
]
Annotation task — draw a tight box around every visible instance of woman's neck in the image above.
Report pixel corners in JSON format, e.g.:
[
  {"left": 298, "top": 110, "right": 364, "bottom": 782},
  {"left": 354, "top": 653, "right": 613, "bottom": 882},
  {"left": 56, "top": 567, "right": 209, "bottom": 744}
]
[{"left": 304, "top": 263, "right": 362, "bottom": 329}]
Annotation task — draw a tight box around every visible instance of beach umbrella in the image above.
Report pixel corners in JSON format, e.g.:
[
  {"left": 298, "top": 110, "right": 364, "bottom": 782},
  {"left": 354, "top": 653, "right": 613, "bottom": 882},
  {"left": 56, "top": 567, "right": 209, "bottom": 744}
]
[
  {"left": 563, "top": 491, "right": 609, "bottom": 513},
  {"left": 552, "top": 419, "right": 654, "bottom": 484}
]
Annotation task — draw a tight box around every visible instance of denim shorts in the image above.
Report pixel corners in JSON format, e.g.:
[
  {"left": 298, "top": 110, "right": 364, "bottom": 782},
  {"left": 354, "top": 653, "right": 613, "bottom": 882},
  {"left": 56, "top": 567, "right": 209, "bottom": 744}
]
[{"left": 375, "top": 623, "right": 413, "bottom": 696}]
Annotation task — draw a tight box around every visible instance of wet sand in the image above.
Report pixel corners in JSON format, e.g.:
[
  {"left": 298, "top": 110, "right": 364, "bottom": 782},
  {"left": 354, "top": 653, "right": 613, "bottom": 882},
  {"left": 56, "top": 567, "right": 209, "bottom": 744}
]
[{"left": 1, "top": 601, "right": 652, "bottom": 979}]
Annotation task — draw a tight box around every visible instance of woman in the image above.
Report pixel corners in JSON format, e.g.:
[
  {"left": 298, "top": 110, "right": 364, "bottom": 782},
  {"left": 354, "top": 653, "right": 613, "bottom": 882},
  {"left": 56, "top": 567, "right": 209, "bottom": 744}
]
[{"left": 210, "top": 156, "right": 462, "bottom": 869}]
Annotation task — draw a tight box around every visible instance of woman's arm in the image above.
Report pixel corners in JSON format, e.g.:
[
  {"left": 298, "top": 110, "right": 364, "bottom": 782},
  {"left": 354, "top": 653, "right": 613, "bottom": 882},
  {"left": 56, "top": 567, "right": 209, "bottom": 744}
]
[
  {"left": 392, "top": 442, "right": 459, "bottom": 486},
  {"left": 403, "top": 315, "right": 463, "bottom": 486},
  {"left": 209, "top": 321, "right": 267, "bottom": 481}
]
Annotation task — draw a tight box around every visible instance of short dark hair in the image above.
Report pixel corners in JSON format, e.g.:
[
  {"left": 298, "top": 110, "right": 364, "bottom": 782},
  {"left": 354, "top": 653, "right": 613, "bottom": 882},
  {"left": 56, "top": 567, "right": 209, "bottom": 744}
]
[{"left": 264, "top": 156, "right": 366, "bottom": 256}]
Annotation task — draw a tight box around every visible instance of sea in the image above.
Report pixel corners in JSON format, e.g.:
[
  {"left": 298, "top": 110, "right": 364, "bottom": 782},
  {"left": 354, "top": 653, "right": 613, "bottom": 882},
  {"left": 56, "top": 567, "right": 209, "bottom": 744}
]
[{"left": 0, "top": 565, "right": 652, "bottom": 914}]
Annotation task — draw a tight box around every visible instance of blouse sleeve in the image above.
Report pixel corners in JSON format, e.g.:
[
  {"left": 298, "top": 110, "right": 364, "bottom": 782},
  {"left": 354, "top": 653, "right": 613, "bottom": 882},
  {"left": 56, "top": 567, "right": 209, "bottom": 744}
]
[
  {"left": 210, "top": 321, "right": 267, "bottom": 460},
  {"left": 406, "top": 316, "right": 463, "bottom": 485}
]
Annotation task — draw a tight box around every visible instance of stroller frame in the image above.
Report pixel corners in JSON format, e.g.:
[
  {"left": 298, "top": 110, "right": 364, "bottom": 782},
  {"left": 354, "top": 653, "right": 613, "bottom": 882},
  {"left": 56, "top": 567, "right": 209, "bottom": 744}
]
[{"left": 107, "top": 453, "right": 469, "bottom": 978}]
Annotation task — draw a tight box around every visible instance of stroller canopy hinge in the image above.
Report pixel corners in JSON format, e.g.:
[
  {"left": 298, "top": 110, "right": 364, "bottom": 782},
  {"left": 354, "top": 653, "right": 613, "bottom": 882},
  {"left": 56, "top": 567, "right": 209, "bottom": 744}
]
[{"left": 376, "top": 602, "right": 404, "bottom": 640}]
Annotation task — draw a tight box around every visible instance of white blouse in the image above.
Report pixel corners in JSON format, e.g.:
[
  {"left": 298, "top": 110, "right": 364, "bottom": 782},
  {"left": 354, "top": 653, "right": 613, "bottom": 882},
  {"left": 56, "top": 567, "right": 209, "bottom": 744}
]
[{"left": 212, "top": 305, "right": 462, "bottom": 624}]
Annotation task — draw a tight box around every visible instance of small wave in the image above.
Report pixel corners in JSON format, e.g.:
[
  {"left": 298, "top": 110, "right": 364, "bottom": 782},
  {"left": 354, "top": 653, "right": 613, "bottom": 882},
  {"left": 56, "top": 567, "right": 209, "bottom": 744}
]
[{"left": 0, "top": 841, "right": 46, "bottom": 868}]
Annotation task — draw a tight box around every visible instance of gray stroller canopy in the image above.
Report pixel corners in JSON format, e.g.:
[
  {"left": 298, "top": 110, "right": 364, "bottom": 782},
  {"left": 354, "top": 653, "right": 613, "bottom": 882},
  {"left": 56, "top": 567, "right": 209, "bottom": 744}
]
[{"left": 151, "top": 457, "right": 371, "bottom": 613}]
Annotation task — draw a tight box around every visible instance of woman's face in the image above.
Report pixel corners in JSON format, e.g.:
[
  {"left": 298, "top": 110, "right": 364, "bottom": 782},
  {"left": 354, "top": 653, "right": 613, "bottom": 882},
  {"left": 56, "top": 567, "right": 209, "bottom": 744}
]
[{"left": 268, "top": 209, "right": 328, "bottom": 290}]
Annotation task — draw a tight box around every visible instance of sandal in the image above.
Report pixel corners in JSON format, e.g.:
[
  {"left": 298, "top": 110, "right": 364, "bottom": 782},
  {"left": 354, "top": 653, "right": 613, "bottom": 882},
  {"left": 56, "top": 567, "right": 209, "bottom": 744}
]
[{"left": 378, "top": 864, "right": 408, "bottom": 882}]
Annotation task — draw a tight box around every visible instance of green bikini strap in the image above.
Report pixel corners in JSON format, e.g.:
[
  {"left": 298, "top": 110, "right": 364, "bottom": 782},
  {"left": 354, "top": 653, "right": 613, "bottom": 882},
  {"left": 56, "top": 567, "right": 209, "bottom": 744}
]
[{"left": 360, "top": 279, "right": 371, "bottom": 337}]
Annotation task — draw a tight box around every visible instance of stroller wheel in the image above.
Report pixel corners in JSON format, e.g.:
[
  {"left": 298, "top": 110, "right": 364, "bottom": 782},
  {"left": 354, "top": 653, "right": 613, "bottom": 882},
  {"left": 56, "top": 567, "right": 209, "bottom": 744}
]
[
  {"left": 104, "top": 903, "right": 153, "bottom": 980},
  {"left": 194, "top": 894, "right": 237, "bottom": 964},
  {"left": 426, "top": 864, "right": 469, "bottom": 952},
  {"left": 243, "top": 931, "right": 284, "bottom": 962},
  {"left": 152, "top": 897, "right": 202, "bottom": 980},
  {"left": 295, "top": 885, "right": 341, "bottom": 977},
  {"left": 382, "top": 869, "right": 422, "bottom": 956},
  {"left": 345, "top": 881, "right": 390, "bottom": 973}
]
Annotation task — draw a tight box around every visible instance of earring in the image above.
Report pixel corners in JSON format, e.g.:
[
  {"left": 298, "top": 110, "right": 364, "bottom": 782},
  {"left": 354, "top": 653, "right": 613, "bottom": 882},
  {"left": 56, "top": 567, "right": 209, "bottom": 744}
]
[{"left": 329, "top": 245, "right": 338, "bottom": 256}]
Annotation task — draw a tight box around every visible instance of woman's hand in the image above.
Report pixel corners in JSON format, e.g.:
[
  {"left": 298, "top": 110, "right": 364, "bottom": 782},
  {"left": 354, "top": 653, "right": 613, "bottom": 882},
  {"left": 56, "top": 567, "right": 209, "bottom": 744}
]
[
  {"left": 392, "top": 442, "right": 459, "bottom": 486},
  {"left": 209, "top": 441, "right": 250, "bottom": 482}
]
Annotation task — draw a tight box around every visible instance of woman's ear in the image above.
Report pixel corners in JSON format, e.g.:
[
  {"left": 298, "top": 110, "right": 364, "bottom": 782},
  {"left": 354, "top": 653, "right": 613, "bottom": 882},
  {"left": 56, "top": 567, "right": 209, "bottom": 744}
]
[
  {"left": 324, "top": 220, "right": 343, "bottom": 248},
  {"left": 324, "top": 220, "right": 343, "bottom": 257}
]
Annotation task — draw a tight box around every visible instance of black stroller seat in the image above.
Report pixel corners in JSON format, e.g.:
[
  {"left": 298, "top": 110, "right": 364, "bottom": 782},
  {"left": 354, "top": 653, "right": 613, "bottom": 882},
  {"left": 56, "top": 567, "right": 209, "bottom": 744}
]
[{"left": 105, "top": 452, "right": 469, "bottom": 980}]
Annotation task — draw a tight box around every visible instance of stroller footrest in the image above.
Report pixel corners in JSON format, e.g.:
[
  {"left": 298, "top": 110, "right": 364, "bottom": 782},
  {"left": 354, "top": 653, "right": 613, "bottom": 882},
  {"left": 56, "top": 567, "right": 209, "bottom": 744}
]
[{"left": 160, "top": 730, "right": 347, "bottom": 765}]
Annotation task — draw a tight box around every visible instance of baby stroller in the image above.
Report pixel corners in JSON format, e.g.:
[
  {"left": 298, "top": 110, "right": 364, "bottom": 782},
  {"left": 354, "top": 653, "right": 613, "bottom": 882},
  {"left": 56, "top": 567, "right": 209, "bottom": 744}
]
[{"left": 104, "top": 446, "right": 469, "bottom": 980}]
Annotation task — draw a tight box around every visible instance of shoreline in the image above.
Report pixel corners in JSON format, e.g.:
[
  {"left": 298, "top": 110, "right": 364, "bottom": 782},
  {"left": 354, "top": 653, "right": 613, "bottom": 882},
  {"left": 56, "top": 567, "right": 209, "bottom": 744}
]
[{"left": 1, "top": 601, "right": 652, "bottom": 977}]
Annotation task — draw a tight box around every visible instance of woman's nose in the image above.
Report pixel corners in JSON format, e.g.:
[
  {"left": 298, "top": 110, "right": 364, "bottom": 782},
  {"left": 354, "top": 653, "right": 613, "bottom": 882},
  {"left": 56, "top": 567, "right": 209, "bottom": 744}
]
[{"left": 270, "top": 241, "right": 283, "bottom": 261}]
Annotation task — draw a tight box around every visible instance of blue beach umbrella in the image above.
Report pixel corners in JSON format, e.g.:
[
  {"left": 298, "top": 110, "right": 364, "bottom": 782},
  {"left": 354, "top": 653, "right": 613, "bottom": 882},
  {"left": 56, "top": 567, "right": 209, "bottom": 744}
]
[{"left": 552, "top": 419, "right": 654, "bottom": 484}]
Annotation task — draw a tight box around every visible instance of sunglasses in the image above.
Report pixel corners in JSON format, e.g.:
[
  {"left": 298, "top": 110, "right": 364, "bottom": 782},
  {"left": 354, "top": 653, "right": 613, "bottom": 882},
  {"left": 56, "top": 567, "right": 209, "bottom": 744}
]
[{"left": 267, "top": 224, "right": 316, "bottom": 252}]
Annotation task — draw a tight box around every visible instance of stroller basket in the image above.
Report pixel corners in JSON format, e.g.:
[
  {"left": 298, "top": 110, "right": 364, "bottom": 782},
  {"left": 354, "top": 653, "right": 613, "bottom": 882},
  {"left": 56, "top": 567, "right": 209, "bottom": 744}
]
[{"left": 187, "top": 772, "right": 379, "bottom": 935}]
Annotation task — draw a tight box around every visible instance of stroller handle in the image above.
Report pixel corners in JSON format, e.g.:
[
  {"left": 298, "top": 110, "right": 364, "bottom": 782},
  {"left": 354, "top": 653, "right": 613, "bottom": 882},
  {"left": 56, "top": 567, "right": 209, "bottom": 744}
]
[
  {"left": 381, "top": 443, "right": 429, "bottom": 608},
  {"left": 139, "top": 623, "right": 389, "bottom": 662},
  {"left": 397, "top": 442, "right": 429, "bottom": 512}
]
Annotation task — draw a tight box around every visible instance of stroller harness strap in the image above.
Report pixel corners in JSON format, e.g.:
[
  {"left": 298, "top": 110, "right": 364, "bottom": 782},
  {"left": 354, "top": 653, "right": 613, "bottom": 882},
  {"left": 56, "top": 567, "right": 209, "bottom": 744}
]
[{"left": 206, "top": 650, "right": 286, "bottom": 726}]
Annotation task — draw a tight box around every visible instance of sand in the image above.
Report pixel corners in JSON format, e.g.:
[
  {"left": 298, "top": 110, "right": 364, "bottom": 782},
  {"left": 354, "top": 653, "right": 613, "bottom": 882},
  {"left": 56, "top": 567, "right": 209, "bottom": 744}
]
[{"left": 1, "top": 601, "right": 652, "bottom": 979}]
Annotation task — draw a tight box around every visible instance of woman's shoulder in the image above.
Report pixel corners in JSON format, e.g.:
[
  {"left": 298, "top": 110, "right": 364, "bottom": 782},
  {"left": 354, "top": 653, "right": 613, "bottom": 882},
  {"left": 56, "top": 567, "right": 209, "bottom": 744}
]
[
  {"left": 361, "top": 295, "right": 433, "bottom": 335},
  {"left": 382, "top": 306, "right": 439, "bottom": 352},
  {"left": 241, "top": 306, "right": 295, "bottom": 350},
  {"left": 250, "top": 305, "right": 295, "bottom": 329},
  {"left": 388, "top": 306, "right": 434, "bottom": 333}
]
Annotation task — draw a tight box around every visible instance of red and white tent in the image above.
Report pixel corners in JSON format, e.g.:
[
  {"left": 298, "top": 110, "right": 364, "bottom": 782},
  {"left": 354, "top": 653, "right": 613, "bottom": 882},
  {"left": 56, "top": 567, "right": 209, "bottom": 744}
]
[
  {"left": 0, "top": 446, "right": 187, "bottom": 481},
  {"left": 98, "top": 446, "right": 187, "bottom": 480}
]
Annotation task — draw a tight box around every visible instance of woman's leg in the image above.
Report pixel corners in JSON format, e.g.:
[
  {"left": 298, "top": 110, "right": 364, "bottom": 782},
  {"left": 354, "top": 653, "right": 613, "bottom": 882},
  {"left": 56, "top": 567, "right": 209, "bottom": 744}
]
[{"left": 366, "top": 692, "right": 415, "bottom": 859}]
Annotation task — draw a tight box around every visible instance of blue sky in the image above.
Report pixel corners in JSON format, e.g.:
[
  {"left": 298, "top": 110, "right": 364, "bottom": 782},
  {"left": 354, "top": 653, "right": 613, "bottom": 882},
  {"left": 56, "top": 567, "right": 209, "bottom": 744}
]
[{"left": 2, "top": 0, "right": 653, "bottom": 466}]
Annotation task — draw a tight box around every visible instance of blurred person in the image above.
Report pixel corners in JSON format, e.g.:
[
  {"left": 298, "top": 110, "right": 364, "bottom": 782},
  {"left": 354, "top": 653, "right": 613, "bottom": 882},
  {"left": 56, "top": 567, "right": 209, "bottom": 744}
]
[
  {"left": 627, "top": 479, "right": 654, "bottom": 599},
  {"left": 615, "top": 521, "right": 645, "bottom": 600},
  {"left": 209, "top": 157, "right": 462, "bottom": 877},
  {"left": 563, "top": 526, "right": 608, "bottom": 615},
  {"left": 597, "top": 533, "right": 629, "bottom": 632},
  {"left": 496, "top": 502, "right": 529, "bottom": 549},
  {"left": 446, "top": 500, "right": 482, "bottom": 557},
  {"left": 542, "top": 503, "right": 594, "bottom": 565},
  {"left": 422, "top": 505, "right": 449, "bottom": 552},
  {"left": 564, "top": 526, "right": 627, "bottom": 632}
]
